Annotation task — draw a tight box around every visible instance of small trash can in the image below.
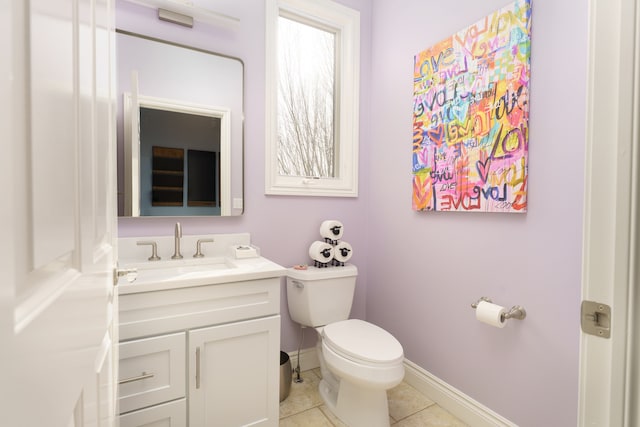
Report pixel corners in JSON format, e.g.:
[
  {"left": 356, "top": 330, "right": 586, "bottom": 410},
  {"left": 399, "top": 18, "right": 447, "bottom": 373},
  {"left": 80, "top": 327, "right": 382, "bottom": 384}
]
[{"left": 279, "top": 351, "right": 292, "bottom": 402}]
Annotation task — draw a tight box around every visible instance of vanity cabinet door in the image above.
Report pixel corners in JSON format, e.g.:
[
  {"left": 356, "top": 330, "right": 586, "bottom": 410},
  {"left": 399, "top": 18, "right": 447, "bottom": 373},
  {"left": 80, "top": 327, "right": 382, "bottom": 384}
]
[{"left": 188, "top": 315, "right": 280, "bottom": 427}]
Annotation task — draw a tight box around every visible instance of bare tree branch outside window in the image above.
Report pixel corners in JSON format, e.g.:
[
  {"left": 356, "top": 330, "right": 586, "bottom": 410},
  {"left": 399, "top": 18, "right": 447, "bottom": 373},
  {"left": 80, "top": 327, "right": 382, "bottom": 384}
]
[{"left": 277, "top": 17, "right": 336, "bottom": 178}]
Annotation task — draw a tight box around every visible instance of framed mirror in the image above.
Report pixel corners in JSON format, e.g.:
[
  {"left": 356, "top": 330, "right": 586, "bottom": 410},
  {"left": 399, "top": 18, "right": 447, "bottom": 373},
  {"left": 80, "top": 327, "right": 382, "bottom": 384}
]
[{"left": 116, "top": 30, "right": 244, "bottom": 217}]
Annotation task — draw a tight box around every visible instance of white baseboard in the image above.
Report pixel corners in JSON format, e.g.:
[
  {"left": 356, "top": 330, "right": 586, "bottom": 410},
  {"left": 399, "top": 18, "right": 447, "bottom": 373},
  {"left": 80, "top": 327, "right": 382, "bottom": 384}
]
[
  {"left": 287, "top": 347, "right": 320, "bottom": 373},
  {"left": 288, "top": 348, "right": 516, "bottom": 427},
  {"left": 403, "top": 359, "right": 517, "bottom": 427}
]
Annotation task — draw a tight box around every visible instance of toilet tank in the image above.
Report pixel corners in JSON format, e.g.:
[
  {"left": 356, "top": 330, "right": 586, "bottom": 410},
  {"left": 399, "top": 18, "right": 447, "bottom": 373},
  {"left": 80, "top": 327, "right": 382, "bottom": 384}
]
[{"left": 286, "top": 265, "right": 358, "bottom": 327}]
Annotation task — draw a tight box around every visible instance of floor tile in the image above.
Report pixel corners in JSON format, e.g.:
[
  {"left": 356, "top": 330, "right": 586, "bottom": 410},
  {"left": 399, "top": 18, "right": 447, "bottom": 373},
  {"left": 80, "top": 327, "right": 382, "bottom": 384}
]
[
  {"left": 387, "top": 381, "right": 435, "bottom": 421},
  {"left": 279, "top": 407, "right": 334, "bottom": 427},
  {"left": 279, "top": 370, "right": 324, "bottom": 418},
  {"left": 318, "top": 405, "right": 349, "bottom": 427},
  {"left": 393, "top": 405, "right": 469, "bottom": 427},
  {"left": 280, "top": 368, "right": 466, "bottom": 427}
]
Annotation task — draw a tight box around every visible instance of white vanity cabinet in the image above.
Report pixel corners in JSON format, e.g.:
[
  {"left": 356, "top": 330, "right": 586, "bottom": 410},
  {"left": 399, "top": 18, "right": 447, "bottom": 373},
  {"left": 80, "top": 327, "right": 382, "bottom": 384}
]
[{"left": 117, "top": 274, "right": 282, "bottom": 427}]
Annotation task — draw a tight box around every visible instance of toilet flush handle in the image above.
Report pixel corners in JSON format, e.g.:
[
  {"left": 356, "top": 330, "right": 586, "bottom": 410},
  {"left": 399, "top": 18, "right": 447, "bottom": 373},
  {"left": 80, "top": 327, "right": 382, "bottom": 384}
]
[{"left": 291, "top": 280, "right": 304, "bottom": 289}]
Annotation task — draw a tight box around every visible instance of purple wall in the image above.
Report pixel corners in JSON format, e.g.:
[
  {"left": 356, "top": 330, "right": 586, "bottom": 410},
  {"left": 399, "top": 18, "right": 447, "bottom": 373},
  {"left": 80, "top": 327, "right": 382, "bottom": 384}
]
[
  {"left": 367, "top": 1, "right": 586, "bottom": 426},
  {"left": 117, "top": 0, "right": 587, "bottom": 425},
  {"left": 116, "top": 0, "right": 373, "bottom": 353}
]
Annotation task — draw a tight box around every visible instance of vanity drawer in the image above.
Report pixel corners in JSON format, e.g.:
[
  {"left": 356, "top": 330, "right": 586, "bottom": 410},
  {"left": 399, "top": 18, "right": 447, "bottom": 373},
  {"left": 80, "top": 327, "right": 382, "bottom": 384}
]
[
  {"left": 119, "top": 277, "right": 280, "bottom": 340},
  {"left": 118, "top": 332, "right": 186, "bottom": 414},
  {"left": 119, "top": 398, "right": 186, "bottom": 427}
]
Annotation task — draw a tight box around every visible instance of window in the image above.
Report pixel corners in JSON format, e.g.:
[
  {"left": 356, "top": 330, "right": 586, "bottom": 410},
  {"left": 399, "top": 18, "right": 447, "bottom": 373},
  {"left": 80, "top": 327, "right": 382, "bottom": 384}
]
[{"left": 265, "top": 0, "right": 360, "bottom": 197}]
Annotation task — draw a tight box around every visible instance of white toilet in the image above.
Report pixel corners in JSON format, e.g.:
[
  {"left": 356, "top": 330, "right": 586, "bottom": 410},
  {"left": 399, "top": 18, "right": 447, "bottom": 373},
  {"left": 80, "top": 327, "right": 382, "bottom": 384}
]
[{"left": 286, "top": 264, "right": 404, "bottom": 427}]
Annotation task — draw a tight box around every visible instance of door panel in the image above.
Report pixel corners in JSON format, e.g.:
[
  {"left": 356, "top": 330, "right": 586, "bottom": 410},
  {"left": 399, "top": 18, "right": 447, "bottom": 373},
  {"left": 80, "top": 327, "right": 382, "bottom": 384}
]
[
  {"left": 1, "top": 0, "right": 117, "bottom": 426},
  {"left": 29, "top": 0, "right": 76, "bottom": 272}
]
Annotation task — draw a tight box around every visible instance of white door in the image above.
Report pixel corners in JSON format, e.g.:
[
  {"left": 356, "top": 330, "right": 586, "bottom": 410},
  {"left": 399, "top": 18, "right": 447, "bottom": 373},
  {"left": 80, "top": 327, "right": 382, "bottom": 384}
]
[
  {"left": 0, "top": 0, "right": 118, "bottom": 426},
  {"left": 579, "top": 0, "right": 639, "bottom": 425}
]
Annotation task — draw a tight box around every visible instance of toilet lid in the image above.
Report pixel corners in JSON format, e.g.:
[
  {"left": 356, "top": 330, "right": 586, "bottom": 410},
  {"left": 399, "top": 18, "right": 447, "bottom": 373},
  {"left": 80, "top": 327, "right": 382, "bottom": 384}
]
[{"left": 322, "top": 319, "right": 404, "bottom": 365}]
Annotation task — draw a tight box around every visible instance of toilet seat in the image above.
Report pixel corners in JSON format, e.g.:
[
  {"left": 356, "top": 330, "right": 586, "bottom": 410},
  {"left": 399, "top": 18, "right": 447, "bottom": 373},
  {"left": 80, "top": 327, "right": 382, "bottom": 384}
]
[{"left": 322, "top": 319, "right": 404, "bottom": 367}]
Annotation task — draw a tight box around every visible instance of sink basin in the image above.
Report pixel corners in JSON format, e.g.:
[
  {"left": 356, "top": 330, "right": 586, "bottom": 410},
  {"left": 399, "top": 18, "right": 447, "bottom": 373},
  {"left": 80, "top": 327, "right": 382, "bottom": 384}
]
[
  {"left": 132, "top": 257, "right": 236, "bottom": 271},
  {"left": 120, "top": 257, "right": 237, "bottom": 284},
  {"left": 117, "top": 255, "right": 286, "bottom": 294},
  {"left": 133, "top": 260, "right": 237, "bottom": 284}
]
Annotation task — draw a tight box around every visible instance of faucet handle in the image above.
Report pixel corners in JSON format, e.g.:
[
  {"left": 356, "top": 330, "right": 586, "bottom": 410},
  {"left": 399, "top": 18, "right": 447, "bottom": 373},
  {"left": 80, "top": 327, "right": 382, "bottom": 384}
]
[
  {"left": 137, "top": 241, "right": 161, "bottom": 261},
  {"left": 172, "top": 222, "right": 184, "bottom": 260},
  {"left": 193, "top": 239, "right": 214, "bottom": 258}
]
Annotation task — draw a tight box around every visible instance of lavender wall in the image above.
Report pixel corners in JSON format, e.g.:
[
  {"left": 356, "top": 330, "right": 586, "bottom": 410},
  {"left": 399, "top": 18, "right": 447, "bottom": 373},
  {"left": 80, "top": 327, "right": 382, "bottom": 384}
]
[
  {"left": 366, "top": 1, "right": 586, "bottom": 426},
  {"left": 117, "top": 0, "right": 586, "bottom": 425},
  {"left": 115, "top": 0, "right": 373, "bottom": 353}
]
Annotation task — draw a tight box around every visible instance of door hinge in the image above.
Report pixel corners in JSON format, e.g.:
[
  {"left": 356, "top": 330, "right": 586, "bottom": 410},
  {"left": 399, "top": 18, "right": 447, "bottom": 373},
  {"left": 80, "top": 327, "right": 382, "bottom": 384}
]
[{"left": 581, "top": 300, "right": 611, "bottom": 338}]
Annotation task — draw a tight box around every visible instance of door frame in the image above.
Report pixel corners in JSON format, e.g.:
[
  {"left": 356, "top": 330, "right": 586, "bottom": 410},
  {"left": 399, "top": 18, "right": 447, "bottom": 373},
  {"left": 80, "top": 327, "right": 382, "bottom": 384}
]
[{"left": 579, "top": 0, "right": 639, "bottom": 425}]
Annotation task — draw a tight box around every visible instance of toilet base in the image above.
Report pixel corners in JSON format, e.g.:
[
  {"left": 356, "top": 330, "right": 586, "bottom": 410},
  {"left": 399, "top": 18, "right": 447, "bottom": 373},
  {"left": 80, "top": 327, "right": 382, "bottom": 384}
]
[
  {"left": 314, "top": 331, "right": 398, "bottom": 427},
  {"left": 319, "top": 378, "right": 391, "bottom": 427}
]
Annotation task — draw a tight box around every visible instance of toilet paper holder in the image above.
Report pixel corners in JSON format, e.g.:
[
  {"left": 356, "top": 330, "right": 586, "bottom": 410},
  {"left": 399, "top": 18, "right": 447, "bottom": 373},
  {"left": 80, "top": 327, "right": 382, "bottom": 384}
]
[{"left": 471, "top": 297, "right": 527, "bottom": 321}]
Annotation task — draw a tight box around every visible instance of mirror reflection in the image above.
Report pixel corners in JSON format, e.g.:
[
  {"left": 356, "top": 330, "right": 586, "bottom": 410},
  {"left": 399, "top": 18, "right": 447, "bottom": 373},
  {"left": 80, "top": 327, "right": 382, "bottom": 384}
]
[{"left": 116, "top": 30, "right": 244, "bottom": 217}]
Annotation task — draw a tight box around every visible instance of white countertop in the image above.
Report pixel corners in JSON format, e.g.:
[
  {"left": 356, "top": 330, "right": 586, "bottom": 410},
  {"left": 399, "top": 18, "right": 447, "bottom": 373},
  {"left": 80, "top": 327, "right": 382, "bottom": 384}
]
[{"left": 118, "top": 255, "right": 287, "bottom": 294}]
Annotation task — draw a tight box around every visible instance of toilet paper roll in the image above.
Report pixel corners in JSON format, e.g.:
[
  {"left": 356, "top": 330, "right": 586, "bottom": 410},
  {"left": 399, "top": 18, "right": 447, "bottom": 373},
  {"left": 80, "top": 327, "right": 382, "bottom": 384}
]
[
  {"left": 308, "top": 241, "right": 334, "bottom": 263},
  {"left": 333, "top": 241, "right": 353, "bottom": 263},
  {"left": 475, "top": 301, "right": 507, "bottom": 328},
  {"left": 320, "top": 220, "right": 344, "bottom": 242}
]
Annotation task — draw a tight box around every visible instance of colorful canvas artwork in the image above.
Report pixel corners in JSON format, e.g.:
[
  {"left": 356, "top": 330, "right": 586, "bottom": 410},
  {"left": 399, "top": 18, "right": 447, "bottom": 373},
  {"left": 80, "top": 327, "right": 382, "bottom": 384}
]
[{"left": 412, "top": 0, "right": 531, "bottom": 213}]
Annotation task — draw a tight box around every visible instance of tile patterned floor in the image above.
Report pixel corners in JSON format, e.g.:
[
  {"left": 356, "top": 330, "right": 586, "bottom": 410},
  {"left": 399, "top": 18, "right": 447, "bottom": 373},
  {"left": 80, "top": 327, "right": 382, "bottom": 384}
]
[{"left": 279, "top": 368, "right": 468, "bottom": 426}]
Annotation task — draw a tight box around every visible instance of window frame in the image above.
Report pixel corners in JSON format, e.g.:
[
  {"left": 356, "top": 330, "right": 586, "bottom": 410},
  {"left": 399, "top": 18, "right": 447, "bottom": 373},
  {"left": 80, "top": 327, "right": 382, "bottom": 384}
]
[{"left": 265, "top": 0, "right": 360, "bottom": 197}]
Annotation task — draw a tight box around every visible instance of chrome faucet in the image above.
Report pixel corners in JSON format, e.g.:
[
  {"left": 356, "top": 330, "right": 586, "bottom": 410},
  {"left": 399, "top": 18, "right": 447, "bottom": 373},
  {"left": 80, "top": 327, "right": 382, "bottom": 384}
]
[{"left": 172, "top": 222, "right": 183, "bottom": 259}]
